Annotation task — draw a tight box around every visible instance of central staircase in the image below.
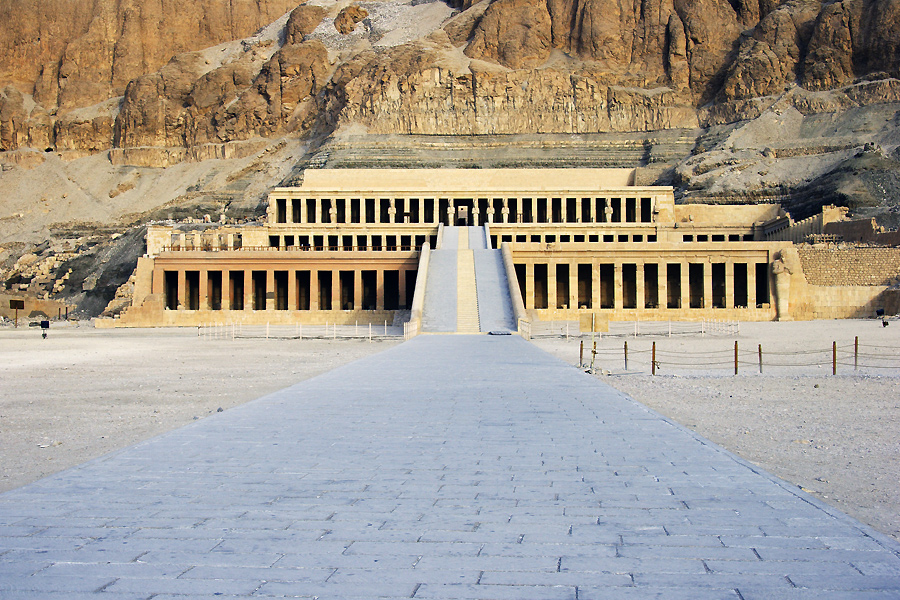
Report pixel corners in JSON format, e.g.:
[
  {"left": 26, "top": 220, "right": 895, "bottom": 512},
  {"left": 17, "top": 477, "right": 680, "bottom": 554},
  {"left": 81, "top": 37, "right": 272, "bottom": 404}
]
[
  {"left": 420, "top": 225, "right": 515, "bottom": 334},
  {"left": 456, "top": 249, "right": 480, "bottom": 333}
]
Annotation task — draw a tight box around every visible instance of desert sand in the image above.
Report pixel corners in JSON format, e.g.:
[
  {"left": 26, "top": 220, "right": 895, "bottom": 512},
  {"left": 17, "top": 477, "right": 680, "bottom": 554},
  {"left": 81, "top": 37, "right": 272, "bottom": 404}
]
[
  {"left": 0, "top": 323, "right": 400, "bottom": 492},
  {"left": 532, "top": 319, "right": 900, "bottom": 543},
  {"left": 0, "top": 319, "right": 897, "bottom": 544}
]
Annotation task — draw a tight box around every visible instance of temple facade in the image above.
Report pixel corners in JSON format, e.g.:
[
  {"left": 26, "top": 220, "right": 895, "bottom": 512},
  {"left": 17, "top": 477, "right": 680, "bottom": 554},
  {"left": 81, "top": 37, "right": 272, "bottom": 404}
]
[{"left": 103, "top": 168, "right": 898, "bottom": 329}]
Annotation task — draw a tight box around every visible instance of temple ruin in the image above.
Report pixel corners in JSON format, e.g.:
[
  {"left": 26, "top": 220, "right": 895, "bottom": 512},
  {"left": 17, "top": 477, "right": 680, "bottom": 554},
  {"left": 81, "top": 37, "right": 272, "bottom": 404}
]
[{"left": 102, "top": 168, "right": 900, "bottom": 330}]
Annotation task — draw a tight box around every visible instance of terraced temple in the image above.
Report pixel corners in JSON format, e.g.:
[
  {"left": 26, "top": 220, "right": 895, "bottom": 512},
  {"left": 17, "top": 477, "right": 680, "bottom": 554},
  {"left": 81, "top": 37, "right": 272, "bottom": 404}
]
[{"left": 104, "top": 168, "right": 900, "bottom": 329}]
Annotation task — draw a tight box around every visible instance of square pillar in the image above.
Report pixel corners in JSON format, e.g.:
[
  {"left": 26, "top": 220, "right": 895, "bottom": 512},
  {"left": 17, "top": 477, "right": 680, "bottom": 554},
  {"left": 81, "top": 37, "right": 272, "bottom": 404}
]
[
  {"left": 177, "top": 270, "right": 186, "bottom": 310},
  {"left": 399, "top": 269, "right": 408, "bottom": 309},
  {"left": 569, "top": 263, "right": 578, "bottom": 310},
  {"left": 332, "top": 269, "right": 341, "bottom": 311},
  {"left": 222, "top": 269, "right": 231, "bottom": 310},
  {"left": 592, "top": 262, "right": 601, "bottom": 309},
  {"left": 575, "top": 198, "right": 582, "bottom": 223},
  {"left": 266, "top": 270, "right": 275, "bottom": 311},
  {"left": 288, "top": 269, "right": 298, "bottom": 311},
  {"left": 354, "top": 270, "right": 363, "bottom": 310},
  {"left": 376, "top": 270, "right": 385, "bottom": 310},
  {"left": 199, "top": 270, "right": 209, "bottom": 310},
  {"left": 310, "top": 268, "right": 320, "bottom": 311},
  {"left": 525, "top": 262, "right": 535, "bottom": 310},
  {"left": 703, "top": 262, "right": 713, "bottom": 309},
  {"left": 680, "top": 262, "right": 690, "bottom": 310},
  {"left": 635, "top": 263, "right": 645, "bottom": 312},
  {"left": 725, "top": 261, "right": 735, "bottom": 309},
  {"left": 547, "top": 262, "right": 558, "bottom": 309},
  {"left": 613, "top": 263, "right": 623, "bottom": 310},
  {"left": 747, "top": 263, "right": 757, "bottom": 309},
  {"left": 657, "top": 264, "right": 667, "bottom": 312},
  {"left": 244, "top": 269, "right": 254, "bottom": 311}
]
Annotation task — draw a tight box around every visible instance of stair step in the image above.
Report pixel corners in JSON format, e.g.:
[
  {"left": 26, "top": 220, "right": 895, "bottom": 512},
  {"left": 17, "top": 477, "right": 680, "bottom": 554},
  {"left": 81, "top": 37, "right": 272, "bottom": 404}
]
[{"left": 456, "top": 249, "right": 480, "bottom": 333}]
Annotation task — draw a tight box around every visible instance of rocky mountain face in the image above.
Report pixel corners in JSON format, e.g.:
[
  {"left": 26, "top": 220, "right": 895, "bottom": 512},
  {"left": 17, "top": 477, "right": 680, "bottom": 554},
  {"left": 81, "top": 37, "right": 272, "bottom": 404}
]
[{"left": 1, "top": 0, "right": 900, "bottom": 315}]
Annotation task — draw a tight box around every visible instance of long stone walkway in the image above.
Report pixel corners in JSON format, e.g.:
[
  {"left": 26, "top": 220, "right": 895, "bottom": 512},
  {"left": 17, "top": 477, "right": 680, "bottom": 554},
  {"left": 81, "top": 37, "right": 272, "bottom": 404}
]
[{"left": 2, "top": 336, "right": 899, "bottom": 599}]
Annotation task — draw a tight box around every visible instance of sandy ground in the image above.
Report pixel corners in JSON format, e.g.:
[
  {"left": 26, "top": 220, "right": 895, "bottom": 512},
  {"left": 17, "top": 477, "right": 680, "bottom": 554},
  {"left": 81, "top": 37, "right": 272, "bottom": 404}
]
[
  {"left": 532, "top": 319, "right": 900, "bottom": 543},
  {"left": 1, "top": 320, "right": 897, "bottom": 545},
  {"left": 0, "top": 323, "right": 399, "bottom": 493}
]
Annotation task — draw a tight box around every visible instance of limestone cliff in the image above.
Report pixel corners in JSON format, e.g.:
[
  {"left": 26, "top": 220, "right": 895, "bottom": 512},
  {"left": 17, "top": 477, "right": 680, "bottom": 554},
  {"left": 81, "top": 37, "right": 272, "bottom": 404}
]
[
  {"left": 2, "top": 0, "right": 899, "bottom": 153},
  {"left": 2, "top": 0, "right": 900, "bottom": 317}
]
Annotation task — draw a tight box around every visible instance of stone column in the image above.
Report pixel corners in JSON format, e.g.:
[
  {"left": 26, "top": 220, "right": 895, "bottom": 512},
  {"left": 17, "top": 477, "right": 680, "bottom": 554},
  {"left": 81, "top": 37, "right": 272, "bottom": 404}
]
[
  {"left": 199, "top": 270, "right": 209, "bottom": 310},
  {"left": 588, "top": 198, "right": 595, "bottom": 223},
  {"left": 177, "top": 270, "right": 186, "bottom": 310},
  {"left": 569, "top": 262, "right": 578, "bottom": 310},
  {"left": 636, "top": 263, "right": 645, "bottom": 311},
  {"left": 446, "top": 200, "right": 455, "bottom": 226},
  {"left": 354, "top": 270, "right": 363, "bottom": 310},
  {"left": 399, "top": 269, "right": 408, "bottom": 309},
  {"left": 747, "top": 263, "right": 757, "bottom": 308},
  {"left": 244, "top": 269, "right": 254, "bottom": 311},
  {"left": 332, "top": 269, "right": 341, "bottom": 311},
  {"left": 516, "top": 201, "right": 523, "bottom": 224},
  {"left": 575, "top": 198, "right": 582, "bottom": 224},
  {"left": 525, "top": 262, "right": 535, "bottom": 310},
  {"left": 376, "top": 270, "right": 385, "bottom": 310},
  {"left": 288, "top": 270, "right": 298, "bottom": 311},
  {"left": 389, "top": 199, "right": 397, "bottom": 224},
  {"left": 725, "top": 261, "right": 735, "bottom": 309},
  {"left": 310, "top": 269, "right": 319, "bottom": 311},
  {"left": 592, "top": 262, "right": 601, "bottom": 309},
  {"left": 680, "top": 262, "right": 690, "bottom": 310},
  {"left": 222, "top": 269, "right": 231, "bottom": 310},
  {"left": 265, "top": 270, "right": 274, "bottom": 311},
  {"left": 547, "top": 262, "right": 558, "bottom": 309},
  {"left": 657, "top": 264, "right": 667, "bottom": 311},
  {"left": 703, "top": 262, "right": 713, "bottom": 309},
  {"left": 613, "top": 263, "right": 623, "bottom": 310}
]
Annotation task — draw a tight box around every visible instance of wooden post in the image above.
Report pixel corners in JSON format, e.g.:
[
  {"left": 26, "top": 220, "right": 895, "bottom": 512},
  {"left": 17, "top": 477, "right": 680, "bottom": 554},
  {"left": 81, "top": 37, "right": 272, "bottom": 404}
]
[
  {"left": 854, "top": 335, "right": 859, "bottom": 371},
  {"left": 652, "top": 342, "right": 656, "bottom": 376},
  {"left": 833, "top": 341, "right": 837, "bottom": 375},
  {"left": 758, "top": 344, "right": 763, "bottom": 374},
  {"left": 734, "top": 340, "right": 738, "bottom": 376},
  {"left": 579, "top": 340, "right": 584, "bottom": 366},
  {"left": 624, "top": 341, "right": 628, "bottom": 371}
]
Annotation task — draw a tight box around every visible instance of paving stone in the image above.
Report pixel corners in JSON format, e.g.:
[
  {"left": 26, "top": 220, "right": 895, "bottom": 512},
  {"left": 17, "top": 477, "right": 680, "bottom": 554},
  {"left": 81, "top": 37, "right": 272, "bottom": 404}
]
[{"left": 0, "top": 335, "right": 898, "bottom": 599}]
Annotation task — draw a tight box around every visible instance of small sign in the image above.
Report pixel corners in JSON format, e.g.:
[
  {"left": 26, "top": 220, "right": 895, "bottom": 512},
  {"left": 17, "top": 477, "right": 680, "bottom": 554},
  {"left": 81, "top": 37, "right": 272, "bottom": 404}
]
[{"left": 9, "top": 300, "right": 24, "bottom": 310}]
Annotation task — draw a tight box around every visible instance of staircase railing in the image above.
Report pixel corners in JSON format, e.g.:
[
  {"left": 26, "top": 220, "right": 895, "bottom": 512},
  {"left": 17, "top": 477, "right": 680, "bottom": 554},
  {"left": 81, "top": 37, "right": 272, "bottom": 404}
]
[
  {"left": 501, "top": 241, "right": 531, "bottom": 338},
  {"left": 405, "top": 241, "right": 431, "bottom": 339}
]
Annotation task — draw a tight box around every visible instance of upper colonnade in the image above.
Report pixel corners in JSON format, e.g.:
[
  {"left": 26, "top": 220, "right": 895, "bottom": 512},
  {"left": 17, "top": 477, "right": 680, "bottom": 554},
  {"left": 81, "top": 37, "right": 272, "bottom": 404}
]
[{"left": 265, "top": 168, "right": 676, "bottom": 228}]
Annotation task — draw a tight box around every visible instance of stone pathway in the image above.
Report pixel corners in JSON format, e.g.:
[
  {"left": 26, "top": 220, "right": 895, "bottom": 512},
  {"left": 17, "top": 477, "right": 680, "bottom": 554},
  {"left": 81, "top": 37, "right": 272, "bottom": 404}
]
[{"left": 1, "top": 336, "right": 899, "bottom": 599}]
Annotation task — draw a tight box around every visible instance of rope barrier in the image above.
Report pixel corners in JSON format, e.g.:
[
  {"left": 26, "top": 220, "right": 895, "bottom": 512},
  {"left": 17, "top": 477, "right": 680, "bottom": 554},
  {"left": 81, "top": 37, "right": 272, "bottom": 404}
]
[{"left": 580, "top": 337, "right": 900, "bottom": 375}]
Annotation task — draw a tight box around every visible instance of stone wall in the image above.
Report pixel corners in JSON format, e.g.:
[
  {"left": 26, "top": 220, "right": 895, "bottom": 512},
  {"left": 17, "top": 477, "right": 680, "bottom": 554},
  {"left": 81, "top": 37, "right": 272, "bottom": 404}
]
[{"left": 798, "top": 247, "right": 900, "bottom": 287}]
